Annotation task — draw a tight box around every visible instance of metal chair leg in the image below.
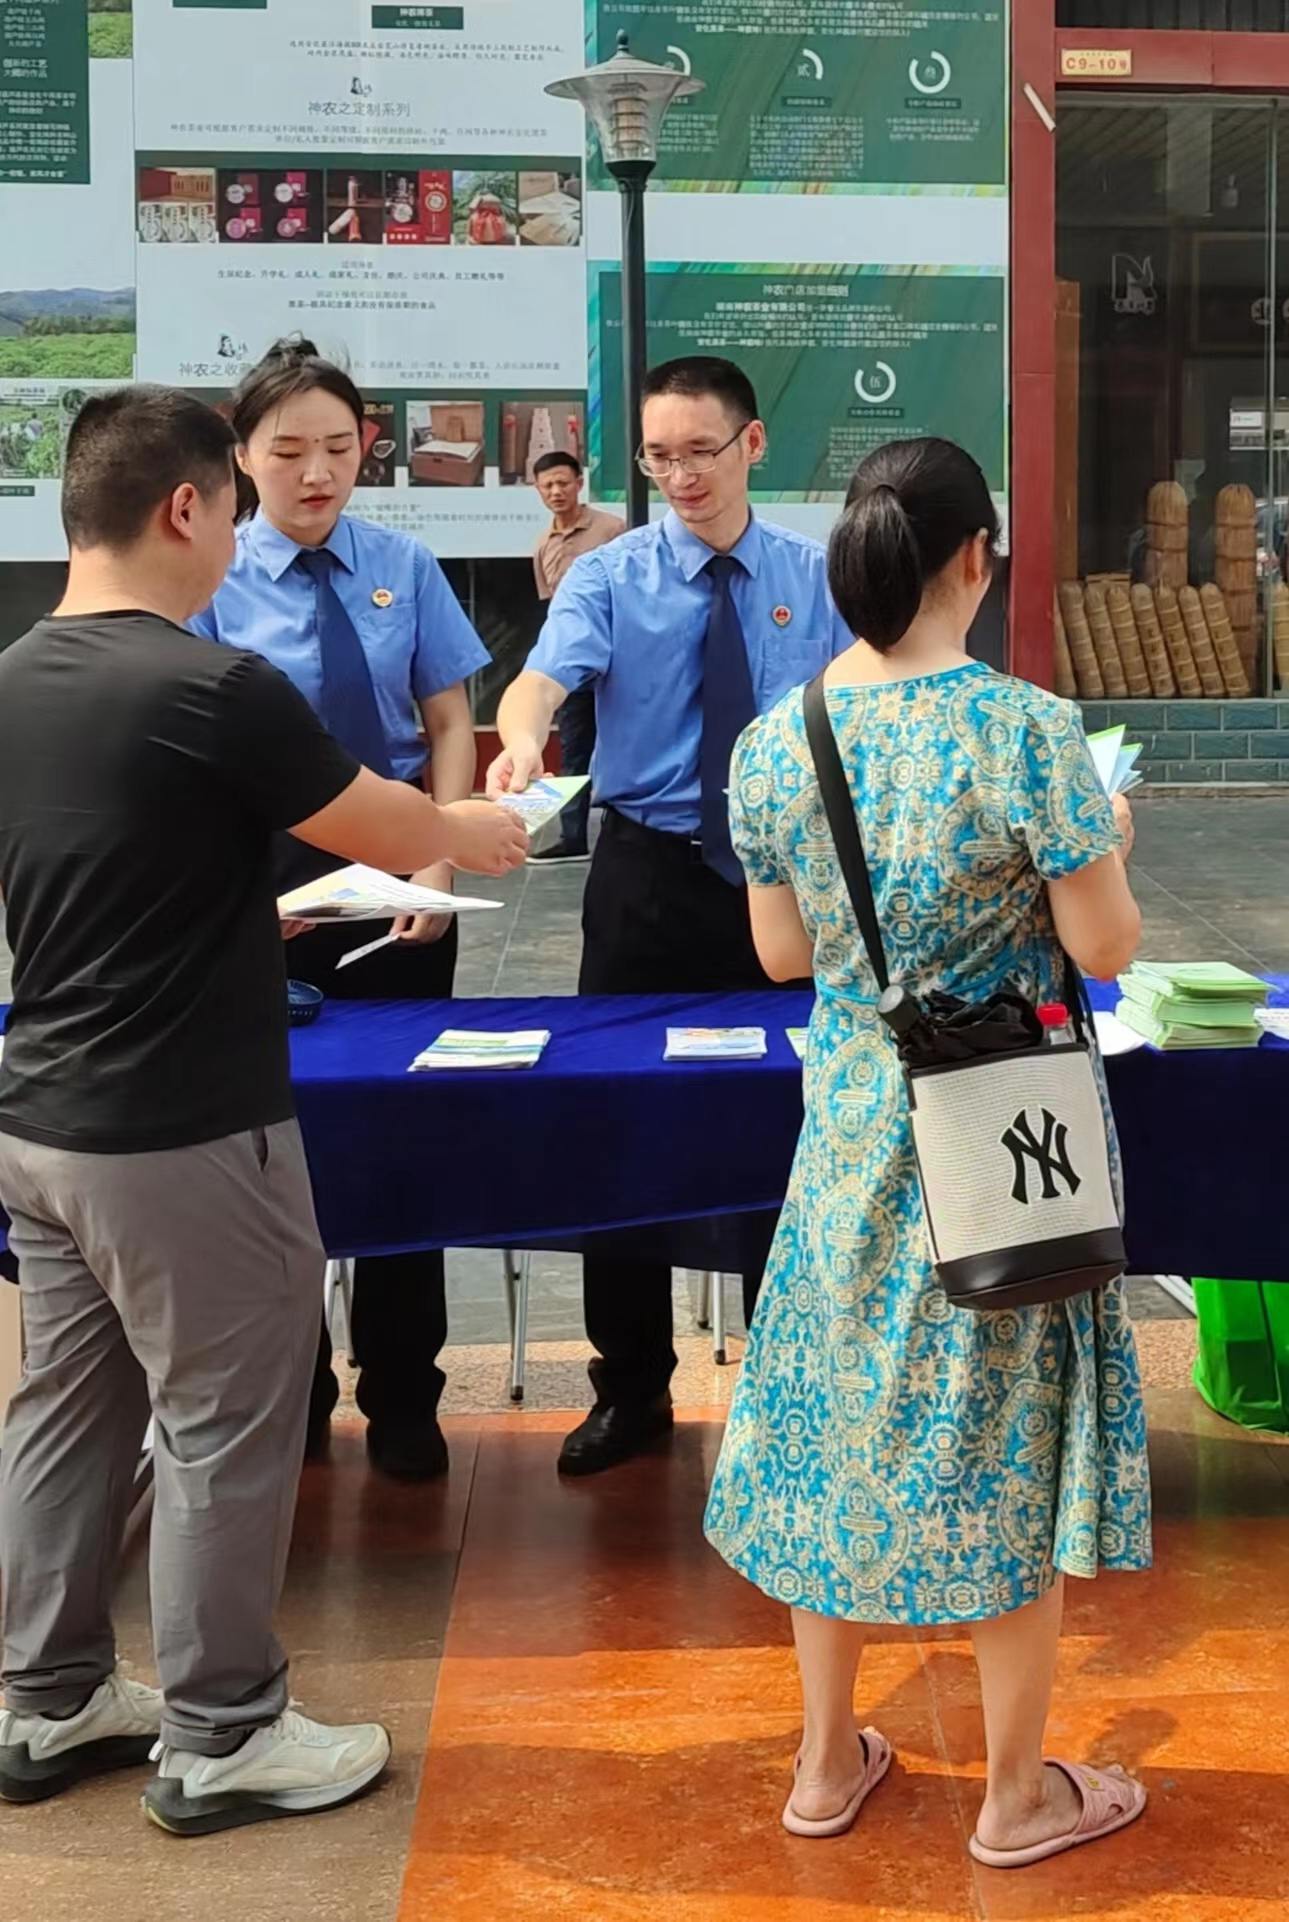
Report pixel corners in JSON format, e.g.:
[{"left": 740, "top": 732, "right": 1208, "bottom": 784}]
[
  {"left": 337, "top": 1258, "right": 356, "bottom": 1365},
  {"left": 712, "top": 1270, "right": 728, "bottom": 1367},
  {"left": 323, "top": 1258, "right": 355, "bottom": 1363},
  {"left": 696, "top": 1269, "right": 713, "bottom": 1330},
  {"left": 503, "top": 1250, "right": 530, "bottom": 1403}
]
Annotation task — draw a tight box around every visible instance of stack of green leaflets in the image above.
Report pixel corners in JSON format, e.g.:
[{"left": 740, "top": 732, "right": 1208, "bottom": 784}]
[{"left": 1115, "top": 962, "right": 1270, "bottom": 1050}]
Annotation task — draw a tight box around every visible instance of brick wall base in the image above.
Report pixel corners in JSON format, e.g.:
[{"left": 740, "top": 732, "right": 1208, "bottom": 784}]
[{"left": 1080, "top": 700, "right": 1289, "bottom": 785}]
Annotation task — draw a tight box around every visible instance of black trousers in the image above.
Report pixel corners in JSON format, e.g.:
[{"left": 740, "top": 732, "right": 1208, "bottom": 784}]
[
  {"left": 289, "top": 917, "right": 457, "bottom": 1428},
  {"left": 578, "top": 810, "right": 790, "bottom": 1405}
]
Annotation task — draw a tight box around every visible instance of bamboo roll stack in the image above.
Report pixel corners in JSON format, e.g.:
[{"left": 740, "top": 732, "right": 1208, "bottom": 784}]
[
  {"left": 1199, "top": 583, "right": 1251, "bottom": 698},
  {"left": 1144, "top": 481, "right": 1189, "bottom": 590},
  {"left": 1214, "top": 483, "right": 1258, "bottom": 678},
  {"left": 1083, "top": 581, "right": 1129, "bottom": 697},
  {"left": 1106, "top": 585, "right": 1152, "bottom": 697},
  {"left": 1155, "top": 584, "right": 1203, "bottom": 697},
  {"left": 1273, "top": 582, "right": 1289, "bottom": 691},
  {"left": 1058, "top": 580, "right": 1103, "bottom": 699},
  {"left": 1130, "top": 583, "right": 1176, "bottom": 698},
  {"left": 1052, "top": 590, "right": 1077, "bottom": 699},
  {"left": 1178, "top": 585, "right": 1226, "bottom": 698}
]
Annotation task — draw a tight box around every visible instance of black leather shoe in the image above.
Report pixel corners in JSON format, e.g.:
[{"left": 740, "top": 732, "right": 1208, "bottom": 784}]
[
  {"left": 557, "top": 1396, "right": 674, "bottom": 1477},
  {"left": 366, "top": 1418, "right": 450, "bottom": 1484}
]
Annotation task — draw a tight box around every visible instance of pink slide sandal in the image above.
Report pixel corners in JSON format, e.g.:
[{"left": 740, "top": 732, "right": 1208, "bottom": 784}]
[
  {"left": 782, "top": 1726, "right": 893, "bottom": 1839},
  {"left": 969, "top": 1761, "right": 1147, "bottom": 1870}
]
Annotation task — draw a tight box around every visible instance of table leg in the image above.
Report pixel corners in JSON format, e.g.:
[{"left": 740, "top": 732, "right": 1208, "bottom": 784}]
[
  {"left": 711, "top": 1272, "right": 728, "bottom": 1367},
  {"left": 503, "top": 1251, "right": 530, "bottom": 1403},
  {"left": 696, "top": 1271, "right": 712, "bottom": 1331}
]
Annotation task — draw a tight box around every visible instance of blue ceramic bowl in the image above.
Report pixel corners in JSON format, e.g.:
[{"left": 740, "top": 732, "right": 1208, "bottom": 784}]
[{"left": 287, "top": 980, "right": 324, "bottom": 1027}]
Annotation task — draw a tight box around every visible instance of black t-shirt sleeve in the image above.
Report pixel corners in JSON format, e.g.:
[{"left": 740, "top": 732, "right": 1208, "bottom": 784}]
[{"left": 213, "top": 652, "right": 361, "bottom": 830}]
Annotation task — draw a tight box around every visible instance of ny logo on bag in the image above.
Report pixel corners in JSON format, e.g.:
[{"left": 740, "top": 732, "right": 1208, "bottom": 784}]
[{"left": 1000, "top": 1107, "right": 1082, "bottom": 1206}]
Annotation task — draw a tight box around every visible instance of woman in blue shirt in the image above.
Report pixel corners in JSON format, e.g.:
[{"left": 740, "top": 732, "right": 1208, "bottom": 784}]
[{"left": 193, "top": 337, "right": 489, "bottom": 1484}]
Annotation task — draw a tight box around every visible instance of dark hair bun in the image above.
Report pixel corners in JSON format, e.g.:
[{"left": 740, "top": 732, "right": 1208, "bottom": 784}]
[
  {"left": 264, "top": 335, "right": 320, "bottom": 364},
  {"left": 827, "top": 437, "right": 999, "bottom": 654}
]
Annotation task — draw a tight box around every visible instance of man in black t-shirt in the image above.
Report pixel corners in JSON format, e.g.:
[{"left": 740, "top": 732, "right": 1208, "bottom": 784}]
[{"left": 0, "top": 387, "right": 526, "bottom": 1837}]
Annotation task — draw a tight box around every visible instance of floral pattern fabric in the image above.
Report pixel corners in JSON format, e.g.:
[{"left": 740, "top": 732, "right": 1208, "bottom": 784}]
[{"left": 703, "top": 663, "right": 1153, "bottom": 1624}]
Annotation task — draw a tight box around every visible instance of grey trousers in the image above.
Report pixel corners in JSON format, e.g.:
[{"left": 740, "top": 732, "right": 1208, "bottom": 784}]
[{"left": 0, "top": 1121, "right": 323, "bottom": 1755}]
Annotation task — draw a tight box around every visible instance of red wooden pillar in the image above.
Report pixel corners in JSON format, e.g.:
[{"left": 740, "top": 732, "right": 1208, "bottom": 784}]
[{"left": 1008, "top": 0, "right": 1058, "bottom": 688}]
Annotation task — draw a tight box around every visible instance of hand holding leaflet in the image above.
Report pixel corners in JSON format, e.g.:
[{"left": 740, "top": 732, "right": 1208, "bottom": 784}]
[
  {"left": 496, "top": 776, "right": 589, "bottom": 836},
  {"left": 277, "top": 863, "right": 504, "bottom": 925}
]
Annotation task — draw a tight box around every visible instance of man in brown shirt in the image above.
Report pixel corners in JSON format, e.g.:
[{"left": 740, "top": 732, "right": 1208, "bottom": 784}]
[
  {"left": 528, "top": 452, "right": 624, "bottom": 863},
  {"left": 533, "top": 453, "right": 626, "bottom": 602}
]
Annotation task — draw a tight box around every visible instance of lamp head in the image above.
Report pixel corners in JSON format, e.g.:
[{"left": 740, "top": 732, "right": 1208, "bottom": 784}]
[{"left": 545, "top": 31, "right": 704, "bottom": 171}]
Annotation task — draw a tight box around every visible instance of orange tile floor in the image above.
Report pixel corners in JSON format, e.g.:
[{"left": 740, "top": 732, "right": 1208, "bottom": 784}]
[
  {"left": 395, "top": 1388, "right": 1289, "bottom": 1922},
  {"left": 1, "top": 1365, "right": 1285, "bottom": 1922}
]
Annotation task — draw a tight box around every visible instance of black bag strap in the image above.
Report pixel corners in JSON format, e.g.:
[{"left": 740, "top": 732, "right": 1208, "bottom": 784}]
[{"left": 802, "top": 673, "right": 890, "bottom": 995}]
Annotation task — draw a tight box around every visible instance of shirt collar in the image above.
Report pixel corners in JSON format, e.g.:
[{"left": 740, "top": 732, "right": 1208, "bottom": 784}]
[
  {"left": 247, "top": 508, "right": 357, "bottom": 583},
  {"left": 549, "top": 507, "right": 594, "bottom": 541},
  {"left": 663, "top": 508, "right": 763, "bottom": 583}
]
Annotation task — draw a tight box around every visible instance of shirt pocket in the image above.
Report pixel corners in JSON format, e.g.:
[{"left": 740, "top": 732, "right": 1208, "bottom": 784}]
[
  {"left": 352, "top": 598, "right": 417, "bottom": 684},
  {"left": 766, "top": 635, "right": 832, "bottom": 696}
]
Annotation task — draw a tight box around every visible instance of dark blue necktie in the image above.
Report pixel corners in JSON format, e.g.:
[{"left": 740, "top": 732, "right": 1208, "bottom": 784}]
[
  {"left": 295, "top": 547, "right": 393, "bottom": 778},
  {"left": 700, "top": 553, "right": 757, "bottom": 887}
]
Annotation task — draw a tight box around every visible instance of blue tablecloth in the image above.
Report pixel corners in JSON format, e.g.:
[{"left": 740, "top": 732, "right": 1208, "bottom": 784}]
[{"left": 3, "top": 979, "right": 1287, "bottom": 1280}]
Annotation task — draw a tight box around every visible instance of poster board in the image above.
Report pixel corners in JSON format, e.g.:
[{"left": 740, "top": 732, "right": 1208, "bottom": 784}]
[{"left": 0, "top": 0, "right": 1009, "bottom": 564}]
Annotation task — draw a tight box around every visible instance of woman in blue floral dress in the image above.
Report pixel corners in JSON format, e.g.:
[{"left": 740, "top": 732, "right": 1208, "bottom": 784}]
[{"left": 704, "top": 438, "right": 1152, "bottom": 1871}]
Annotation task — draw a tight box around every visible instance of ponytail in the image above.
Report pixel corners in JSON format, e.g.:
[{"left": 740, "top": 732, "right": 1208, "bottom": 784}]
[{"left": 828, "top": 438, "right": 999, "bottom": 653}]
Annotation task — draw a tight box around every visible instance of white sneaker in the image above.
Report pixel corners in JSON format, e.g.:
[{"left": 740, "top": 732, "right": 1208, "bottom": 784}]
[
  {"left": 0, "top": 1671, "right": 163, "bottom": 1804},
  {"left": 143, "top": 1706, "right": 391, "bottom": 1836}
]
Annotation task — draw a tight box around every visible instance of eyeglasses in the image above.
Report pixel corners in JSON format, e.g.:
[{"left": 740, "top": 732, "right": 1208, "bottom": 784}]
[{"left": 636, "top": 424, "right": 747, "bottom": 482}]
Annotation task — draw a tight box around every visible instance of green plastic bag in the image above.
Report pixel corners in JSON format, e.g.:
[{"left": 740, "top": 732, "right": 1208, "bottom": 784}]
[{"left": 1192, "top": 1278, "right": 1289, "bottom": 1435}]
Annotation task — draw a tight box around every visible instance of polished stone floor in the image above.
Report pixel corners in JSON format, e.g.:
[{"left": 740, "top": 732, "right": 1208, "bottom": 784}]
[{"left": 2, "top": 1373, "right": 1285, "bottom": 1922}]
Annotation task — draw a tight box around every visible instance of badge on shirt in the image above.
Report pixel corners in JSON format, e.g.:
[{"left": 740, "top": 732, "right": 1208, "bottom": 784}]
[
  {"left": 772, "top": 605, "right": 792, "bottom": 627},
  {"left": 371, "top": 588, "right": 394, "bottom": 609}
]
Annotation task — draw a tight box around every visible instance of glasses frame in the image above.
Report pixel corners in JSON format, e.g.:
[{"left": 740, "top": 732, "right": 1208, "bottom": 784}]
[{"left": 635, "top": 422, "right": 749, "bottom": 483}]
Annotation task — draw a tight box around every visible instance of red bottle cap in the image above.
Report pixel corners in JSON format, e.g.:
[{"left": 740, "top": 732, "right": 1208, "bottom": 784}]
[{"left": 1038, "top": 1003, "right": 1070, "bottom": 1029}]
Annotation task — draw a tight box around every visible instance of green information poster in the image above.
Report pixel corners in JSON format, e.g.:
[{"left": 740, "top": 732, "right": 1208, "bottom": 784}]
[
  {"left": 591, "top": 1, "right": 1006, "bottom": 190},
  {"left": 0, "top": 0, "right": 90, "bottom": 184},
  {"left": 593, "top": 264, "right": 1005, "bottom": 500}
]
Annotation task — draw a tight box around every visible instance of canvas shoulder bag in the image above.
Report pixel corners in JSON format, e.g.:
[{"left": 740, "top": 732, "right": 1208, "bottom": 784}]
[{"left": 802, "top": 671, "right": 1125, "bottom": 1312}]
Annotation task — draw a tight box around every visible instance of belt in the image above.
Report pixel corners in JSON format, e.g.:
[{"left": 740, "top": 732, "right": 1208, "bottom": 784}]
[{"left": 601, "top": 807, "right": 706, "bottom": 863}]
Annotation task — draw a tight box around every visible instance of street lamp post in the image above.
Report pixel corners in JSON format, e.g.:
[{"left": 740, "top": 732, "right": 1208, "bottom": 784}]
[{"left": 546, "top": 33, "right": 703, "bottom": 528}]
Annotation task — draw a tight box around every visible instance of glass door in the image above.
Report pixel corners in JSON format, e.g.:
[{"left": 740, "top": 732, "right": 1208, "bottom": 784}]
[{"left": 1055, "top": 94, "right": 1283, "bottom": 705}]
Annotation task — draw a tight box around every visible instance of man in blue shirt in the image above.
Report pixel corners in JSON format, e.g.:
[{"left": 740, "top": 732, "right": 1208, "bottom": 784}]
[{"left": 488, "top": 356, "right": 851, "bottom": 1476}]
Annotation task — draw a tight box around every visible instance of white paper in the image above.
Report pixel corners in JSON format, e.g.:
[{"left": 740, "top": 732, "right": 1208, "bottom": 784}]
[
  {"left": 1094, "top": 1010, "right": 1148, "bottom": 1056},
  {"left": 335, "top": 931, "right": 400, "bottom": 971},
  {"left": 1254, "top": 1008, "right": 1289, "bottom": 1039},
  {"left": 278, "top": 864, "right": 504, "bottom": 925}
]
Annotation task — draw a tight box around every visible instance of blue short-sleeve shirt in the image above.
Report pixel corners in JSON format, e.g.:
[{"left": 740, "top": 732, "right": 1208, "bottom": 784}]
[
  {"left": 192, "top": 510, "right": 489, "bottom": 782},
  {"left": 526, "top": 510, "right": 852, "bottom": 833}
]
